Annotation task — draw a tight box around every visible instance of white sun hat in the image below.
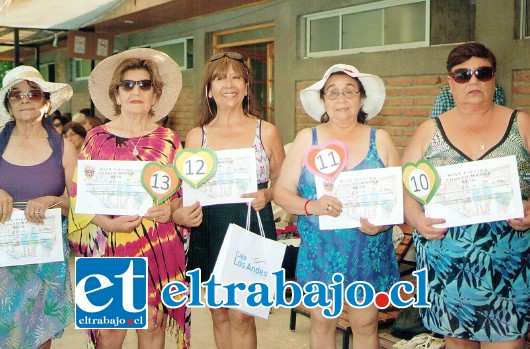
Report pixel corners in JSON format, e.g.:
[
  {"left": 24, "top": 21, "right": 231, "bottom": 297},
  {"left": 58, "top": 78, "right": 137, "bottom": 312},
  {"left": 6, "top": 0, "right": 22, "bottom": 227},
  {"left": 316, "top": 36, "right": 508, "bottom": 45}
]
[
  {"left": 300, "top": 64, "right": 386, "bottom": 121},
  {"left": 0, "top": 65, "right": 72, "bottom": 126}
]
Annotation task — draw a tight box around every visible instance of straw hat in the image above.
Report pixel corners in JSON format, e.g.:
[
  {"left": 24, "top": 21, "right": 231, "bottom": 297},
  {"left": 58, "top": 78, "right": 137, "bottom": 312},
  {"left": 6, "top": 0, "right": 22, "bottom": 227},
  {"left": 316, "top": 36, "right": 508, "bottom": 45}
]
[
  {"left": 300, "top": 64, "right": 385, "bottom": 121},
  {"left": 0, "top": 66, "right": 72, "bottom": 126},
  {"left": 89, "top": 48, "right": 182, "bottom": 121}
]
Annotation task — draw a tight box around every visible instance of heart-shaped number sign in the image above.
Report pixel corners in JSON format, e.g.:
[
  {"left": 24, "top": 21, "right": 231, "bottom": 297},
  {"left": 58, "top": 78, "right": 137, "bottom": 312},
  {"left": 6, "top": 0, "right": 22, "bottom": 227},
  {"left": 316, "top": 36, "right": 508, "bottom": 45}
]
[
  {"left": 402, "top": 159, "right": 440, "bottom": 205},
  {"left": 141, "top": 162, "right": 181, "bottom": 203},
  {"left": 174, "top": 148, "right": 218, "bottom": 188},
  {"left": 303, "top": 140, "right": 348, "bottom": 182}
]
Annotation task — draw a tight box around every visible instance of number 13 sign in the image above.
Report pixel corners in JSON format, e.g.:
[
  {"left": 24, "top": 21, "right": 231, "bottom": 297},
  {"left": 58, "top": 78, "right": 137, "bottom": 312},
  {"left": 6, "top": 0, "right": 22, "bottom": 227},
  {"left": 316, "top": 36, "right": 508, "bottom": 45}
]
[{"left": 402, "top": 159, "right": 440, "bottom": 205}]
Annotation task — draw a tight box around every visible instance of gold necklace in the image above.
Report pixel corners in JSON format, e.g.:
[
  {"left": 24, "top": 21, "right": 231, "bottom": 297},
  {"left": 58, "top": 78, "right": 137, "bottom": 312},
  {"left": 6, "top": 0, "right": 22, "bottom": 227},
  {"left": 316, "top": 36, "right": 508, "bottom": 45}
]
[
  {"left": 461, "top": 109, "right": 493, "bottom": 152},
  {"left": 129, "top": 136, "right": 144, "bottom": 156}
]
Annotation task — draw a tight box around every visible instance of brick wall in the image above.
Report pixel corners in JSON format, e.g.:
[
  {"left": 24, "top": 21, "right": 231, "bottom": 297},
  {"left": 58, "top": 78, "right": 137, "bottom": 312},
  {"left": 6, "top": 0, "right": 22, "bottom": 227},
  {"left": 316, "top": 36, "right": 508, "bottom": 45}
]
[
  {"left": 166, "top": 86, "right": 195, "bottom": 140},
  {"left": 513, "top": 70, "right": 530, "bottom": 112},
  {"left": 295, "top": 75, "right": 447, "bottom": 154}
]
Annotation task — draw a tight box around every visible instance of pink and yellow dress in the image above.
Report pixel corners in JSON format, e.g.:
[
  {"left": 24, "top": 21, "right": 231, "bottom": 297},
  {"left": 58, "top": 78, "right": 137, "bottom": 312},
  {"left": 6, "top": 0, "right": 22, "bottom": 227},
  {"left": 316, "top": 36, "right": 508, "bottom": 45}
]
[{"left": 68, "top": 125, "right": 190, "bottom": 349}]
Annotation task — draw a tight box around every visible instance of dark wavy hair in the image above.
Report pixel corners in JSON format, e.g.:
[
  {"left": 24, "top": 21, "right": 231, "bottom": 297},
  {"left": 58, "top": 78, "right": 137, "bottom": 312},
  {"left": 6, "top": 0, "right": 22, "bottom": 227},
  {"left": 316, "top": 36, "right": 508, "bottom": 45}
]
[
  {"left": 446, "top": 42, "right": 497, "bottom": 72},
  {"left": 199, "top": 56, "right": 260, "bottom": 126}
]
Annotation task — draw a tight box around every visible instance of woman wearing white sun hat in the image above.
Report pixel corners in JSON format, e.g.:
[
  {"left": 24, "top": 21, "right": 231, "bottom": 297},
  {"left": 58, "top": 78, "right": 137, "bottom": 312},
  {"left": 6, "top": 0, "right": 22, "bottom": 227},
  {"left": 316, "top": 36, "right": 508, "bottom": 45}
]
[
  {"left": 274, "top": 64, "right": 400, "bottom": 349},
  {"left": 0, "top": 65, "right": 77, "bottom": 349}
]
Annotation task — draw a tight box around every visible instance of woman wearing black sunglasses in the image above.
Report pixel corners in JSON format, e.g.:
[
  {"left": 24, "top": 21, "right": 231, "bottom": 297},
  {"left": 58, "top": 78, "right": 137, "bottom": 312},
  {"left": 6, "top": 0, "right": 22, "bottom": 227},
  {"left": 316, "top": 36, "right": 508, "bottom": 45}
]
[
  {"left": 0, "top": 65, "right": 77, "bottom": 349},
  {"left": 403, "top": 42, "right": 530, "bottom": 348},
  {"left": 185, "top": 52, "right": 285, "bottom": 349},
  {"left": 68, "top": 48, "right": 198, "bottom": 349}
]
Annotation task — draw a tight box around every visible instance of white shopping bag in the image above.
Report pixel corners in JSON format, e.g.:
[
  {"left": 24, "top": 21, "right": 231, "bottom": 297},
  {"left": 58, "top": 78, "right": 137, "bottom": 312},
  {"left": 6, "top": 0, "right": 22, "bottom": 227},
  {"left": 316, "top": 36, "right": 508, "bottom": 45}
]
[{"left": 210, "top": 206, "right": 287, "bottom": 319}]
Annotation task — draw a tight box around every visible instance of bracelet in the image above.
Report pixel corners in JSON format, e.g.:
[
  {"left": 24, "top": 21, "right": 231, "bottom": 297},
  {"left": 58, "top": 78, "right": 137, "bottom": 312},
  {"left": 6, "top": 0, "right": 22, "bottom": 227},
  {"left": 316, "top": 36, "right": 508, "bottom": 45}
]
[{"left": 303, "top": 199, "right": 312, "bottom": 216}]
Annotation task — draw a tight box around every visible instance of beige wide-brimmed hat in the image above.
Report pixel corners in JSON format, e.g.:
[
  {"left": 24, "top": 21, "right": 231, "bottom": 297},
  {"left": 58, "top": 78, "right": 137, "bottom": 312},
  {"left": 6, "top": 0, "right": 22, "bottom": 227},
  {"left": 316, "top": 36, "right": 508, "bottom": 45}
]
[
  {"left": 300, "top": 64, "right": 385, "bottom": 121},
  {"left": 89, "top": 48, "right": 182, "bottom": 122},
  {"left": 0, "top": 65, "right": 72, "bottom": 126}
]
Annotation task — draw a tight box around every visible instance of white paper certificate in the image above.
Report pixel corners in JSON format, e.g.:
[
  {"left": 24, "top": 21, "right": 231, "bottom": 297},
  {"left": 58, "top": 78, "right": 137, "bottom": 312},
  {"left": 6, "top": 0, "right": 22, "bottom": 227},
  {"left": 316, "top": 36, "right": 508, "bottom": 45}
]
[
  {"left": 425, "top": 156, "right": 523, "bottom": 228},
  {"left": 75, "top": 160, "right": 153, "bottom": 216},
  {"left": 182, "top": 148, "right": 258, "bottom": 207},
  {"left": 316, "top": 167, "right": 404, "bottom": 230},
  {"left": 0, "top": 208, "right": 63, "bottom": 267}
]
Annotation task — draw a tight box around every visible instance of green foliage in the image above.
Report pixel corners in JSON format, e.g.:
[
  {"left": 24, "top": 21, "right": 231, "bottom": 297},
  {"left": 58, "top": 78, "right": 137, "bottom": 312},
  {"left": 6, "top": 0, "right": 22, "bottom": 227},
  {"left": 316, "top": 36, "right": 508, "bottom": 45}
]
[{"left": 0, "top": 61, "right": 14, "bottom": 82}]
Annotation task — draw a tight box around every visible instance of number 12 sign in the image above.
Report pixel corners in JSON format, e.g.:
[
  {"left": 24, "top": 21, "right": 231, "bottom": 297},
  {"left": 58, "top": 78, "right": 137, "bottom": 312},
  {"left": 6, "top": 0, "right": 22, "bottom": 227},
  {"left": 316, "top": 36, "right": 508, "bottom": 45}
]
[{"left": 174, "top": 148, "right": 218, "bottom": 189}]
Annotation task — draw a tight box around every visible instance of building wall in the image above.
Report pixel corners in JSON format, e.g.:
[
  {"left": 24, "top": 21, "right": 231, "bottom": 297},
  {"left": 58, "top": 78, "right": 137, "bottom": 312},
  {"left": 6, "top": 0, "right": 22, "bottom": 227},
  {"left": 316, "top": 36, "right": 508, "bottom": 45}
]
[{"left": 21, "top": 0, "right": 530, "bottom": 151}]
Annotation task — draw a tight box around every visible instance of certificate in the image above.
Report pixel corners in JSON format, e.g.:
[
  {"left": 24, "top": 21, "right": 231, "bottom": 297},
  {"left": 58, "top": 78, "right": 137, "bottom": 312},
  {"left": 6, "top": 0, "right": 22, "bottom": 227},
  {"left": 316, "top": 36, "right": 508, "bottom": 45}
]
[
  {"left": 76, "top": 160, "right": 153, "bottom": 216},
  {"left": 182, "top": 148, "right": 258, "bottom": 206},
  {"left": 316, "top": 167, "right": 404, "bottom": 230},
  {"left": 425, "top": 156, "right": 523, "bottom": 228},
  {"left": 0, "top": 208, "right": 63, "bottom": 267}
]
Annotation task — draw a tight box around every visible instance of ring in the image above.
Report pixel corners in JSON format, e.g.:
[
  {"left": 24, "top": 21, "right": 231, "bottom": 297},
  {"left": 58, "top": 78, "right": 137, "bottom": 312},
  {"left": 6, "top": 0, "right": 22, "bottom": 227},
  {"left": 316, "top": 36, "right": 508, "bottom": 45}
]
[
  {"left": 520, "top": 224, "right": 524, "bottom": 230},
  {"left": 327, "top": 205, "right": 331, "bottom": 211},
  {"left": 35, "top": 210, "right": 40, "bottom": 215}
]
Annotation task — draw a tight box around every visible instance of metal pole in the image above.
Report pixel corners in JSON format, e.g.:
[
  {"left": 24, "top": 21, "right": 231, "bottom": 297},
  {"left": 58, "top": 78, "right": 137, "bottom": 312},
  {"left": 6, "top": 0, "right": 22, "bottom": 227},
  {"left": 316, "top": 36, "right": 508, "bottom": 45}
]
[{"left": 14, "top": 28, "right": 19, "bottom": 66}]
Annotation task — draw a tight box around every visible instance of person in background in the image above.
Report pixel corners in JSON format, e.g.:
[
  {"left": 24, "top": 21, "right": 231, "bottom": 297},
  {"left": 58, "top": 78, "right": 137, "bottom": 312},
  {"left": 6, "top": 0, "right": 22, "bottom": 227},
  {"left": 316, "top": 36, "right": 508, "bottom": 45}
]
[
  {"left": 431, "top": 83, "right": 506, "bottom": 118},
  {"left": 62, "top": 121, "right": 87, "bottom": 153},
  {"left": 273, "top": 64, "right": 400, "bottom": 349},
  {"left": 68, "top": 48, "right": 199, "bottom": 349},
  {"left": 0, "top": 65, "right": 77, "bottom": 349},
  {"left": 403, "top": 42, "right": 530, "bottom": 348},
  {"left": 52, "top": 113, "right": 66, "bottom": 134},
  {"left": 185, "top": 51, "right": 285, "bottom": 349},
  {"left": 71, "top": 111, "right": 92, "bottom": 131}
]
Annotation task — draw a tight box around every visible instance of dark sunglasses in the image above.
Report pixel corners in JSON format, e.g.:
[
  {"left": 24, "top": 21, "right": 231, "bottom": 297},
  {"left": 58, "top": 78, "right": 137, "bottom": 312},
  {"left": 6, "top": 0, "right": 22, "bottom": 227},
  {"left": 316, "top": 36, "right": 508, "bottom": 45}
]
[
  {"left": 8, "top": 89, "right": 45, "bottom": 102},
  {"left": 209, "top": 52, "right": 245, "bottom": 63},
  {"left": 450, "top": 67, "right": 495, "bottom": 84},
  {"left": 119, "top": 80, "right": 153, "bottom": 91}
]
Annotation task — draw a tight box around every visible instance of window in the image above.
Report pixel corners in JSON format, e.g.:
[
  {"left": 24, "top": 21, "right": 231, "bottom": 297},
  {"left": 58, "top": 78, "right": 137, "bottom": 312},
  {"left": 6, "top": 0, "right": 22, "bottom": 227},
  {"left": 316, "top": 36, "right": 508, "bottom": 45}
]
[
  {"left": 304, "top": 0, "right": 429, "bottom": 57},
  {"left": 140, "top": 37, "right": 194, "bottom": 70},
  {"left": 39, "top": 62, "right": 56, "bottom": 82},
  {"left": 517, "top": 0, "right": 530, "bottom": 38},
  {"left": 72, "top": 59, "right": 95, "bottom": 80}
]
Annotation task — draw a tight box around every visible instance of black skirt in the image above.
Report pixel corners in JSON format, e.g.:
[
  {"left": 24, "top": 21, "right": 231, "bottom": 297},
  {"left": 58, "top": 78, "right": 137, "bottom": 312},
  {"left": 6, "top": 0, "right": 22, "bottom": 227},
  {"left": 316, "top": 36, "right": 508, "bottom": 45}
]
[{"left": 187, "top": 182, "right": 277, "bottom": 281}]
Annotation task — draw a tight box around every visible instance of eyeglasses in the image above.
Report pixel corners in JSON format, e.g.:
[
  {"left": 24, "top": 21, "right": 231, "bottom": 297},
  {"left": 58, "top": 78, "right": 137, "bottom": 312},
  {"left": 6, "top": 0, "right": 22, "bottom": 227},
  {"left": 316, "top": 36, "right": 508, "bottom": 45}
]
[
  {"left": 119, "top": 80, "right": 153, "bottom": 91},
  {"left": 209, "top": 52, "right": 245, "bottom": 63},
  {"left": 324, "top": 89, "right": 360, "bottom": 100},
  {"left": 450, "top": 67, "right": 495, "bottom": 84},
  {"left": 8, "top": 89, "right": 45, "bottom": 102}
]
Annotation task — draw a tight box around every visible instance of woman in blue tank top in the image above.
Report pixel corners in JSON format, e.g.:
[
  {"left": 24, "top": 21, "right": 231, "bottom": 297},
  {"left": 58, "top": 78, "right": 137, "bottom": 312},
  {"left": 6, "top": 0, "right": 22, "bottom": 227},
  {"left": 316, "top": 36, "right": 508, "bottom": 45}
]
[{"left": 274, "top": 64, "right": 400, "bottom": 349}]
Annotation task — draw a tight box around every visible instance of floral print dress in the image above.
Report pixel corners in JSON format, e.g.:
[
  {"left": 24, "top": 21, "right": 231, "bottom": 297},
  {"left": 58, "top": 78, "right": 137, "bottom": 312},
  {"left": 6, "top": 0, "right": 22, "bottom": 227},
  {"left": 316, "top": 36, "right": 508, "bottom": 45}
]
[{"left": 296, "top": 127, "right": 399, "bottom": 293}]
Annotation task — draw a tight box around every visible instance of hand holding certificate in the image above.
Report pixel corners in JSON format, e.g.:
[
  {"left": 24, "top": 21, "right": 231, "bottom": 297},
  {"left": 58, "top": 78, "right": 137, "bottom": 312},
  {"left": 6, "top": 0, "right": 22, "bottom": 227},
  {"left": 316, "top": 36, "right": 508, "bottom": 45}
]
[
  {"left": 0, "top": 208, "right": 63, "bottom": 267},
  {"left": 424, "top": 156, "right": 523, "bottom": 228},
  {"left": 181, "top": 148, "right": 258, "bottom": 206},
  {"left": 316, "top": 167, "right": 404, "bottom": 230}
]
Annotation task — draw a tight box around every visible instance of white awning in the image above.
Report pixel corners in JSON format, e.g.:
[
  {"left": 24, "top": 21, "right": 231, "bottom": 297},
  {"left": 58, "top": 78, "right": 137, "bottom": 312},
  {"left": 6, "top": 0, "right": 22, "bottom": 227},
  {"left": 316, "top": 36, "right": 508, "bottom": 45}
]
[{"left": 0, "top": 0, "right": 126, "bottom": 30}]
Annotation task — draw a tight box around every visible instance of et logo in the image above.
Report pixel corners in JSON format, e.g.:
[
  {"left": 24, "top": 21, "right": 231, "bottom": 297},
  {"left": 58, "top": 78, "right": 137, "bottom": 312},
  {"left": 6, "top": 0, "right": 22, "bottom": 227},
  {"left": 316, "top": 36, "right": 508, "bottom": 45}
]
[{"left": 75, "top": 257, "right": 148, "bottom": 329}]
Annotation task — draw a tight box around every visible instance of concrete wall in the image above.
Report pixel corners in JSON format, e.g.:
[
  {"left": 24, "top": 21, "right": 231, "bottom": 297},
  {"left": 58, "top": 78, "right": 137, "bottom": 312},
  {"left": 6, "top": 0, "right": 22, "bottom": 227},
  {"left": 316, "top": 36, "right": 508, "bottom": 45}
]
[{"left": 26, "top": 0, "right": 530, "bottom": 150}]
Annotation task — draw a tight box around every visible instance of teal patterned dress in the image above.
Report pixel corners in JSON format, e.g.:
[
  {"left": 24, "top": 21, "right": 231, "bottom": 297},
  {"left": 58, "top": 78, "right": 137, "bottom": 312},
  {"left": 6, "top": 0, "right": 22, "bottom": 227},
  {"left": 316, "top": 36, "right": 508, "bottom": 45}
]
[
  {"left": 296, "top": 127, "right": 399, "bottom": 293},
  {"left": 417, "top": 111, "right": 530, "bottom": 340}
]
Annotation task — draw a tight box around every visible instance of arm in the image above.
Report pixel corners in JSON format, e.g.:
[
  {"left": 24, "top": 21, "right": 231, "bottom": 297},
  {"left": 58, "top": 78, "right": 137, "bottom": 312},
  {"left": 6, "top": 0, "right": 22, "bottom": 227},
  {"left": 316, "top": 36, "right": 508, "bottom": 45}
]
[
  {"left": 242, "top": 121, "right": 286, "bottom": 211},
  {"left": 273, "top": 128, "right": 342, "bottom": 217},
  {"left": 402, "top": 120, "right": 447, "bottom": 240}
]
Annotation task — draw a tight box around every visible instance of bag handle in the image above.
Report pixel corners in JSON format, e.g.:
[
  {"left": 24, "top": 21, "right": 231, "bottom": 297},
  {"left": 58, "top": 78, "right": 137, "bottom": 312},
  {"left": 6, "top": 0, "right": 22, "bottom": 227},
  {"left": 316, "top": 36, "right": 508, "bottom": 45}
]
[{"left": 245, "top": 204, "right": 265, "bottom": 238}]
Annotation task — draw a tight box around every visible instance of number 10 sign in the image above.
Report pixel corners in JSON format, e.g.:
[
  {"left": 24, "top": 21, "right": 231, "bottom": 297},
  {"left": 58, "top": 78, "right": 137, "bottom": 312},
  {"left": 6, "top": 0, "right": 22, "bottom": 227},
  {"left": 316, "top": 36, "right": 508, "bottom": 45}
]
[{"left": 402, "top": 159, "right": 440, "bottom": 205}]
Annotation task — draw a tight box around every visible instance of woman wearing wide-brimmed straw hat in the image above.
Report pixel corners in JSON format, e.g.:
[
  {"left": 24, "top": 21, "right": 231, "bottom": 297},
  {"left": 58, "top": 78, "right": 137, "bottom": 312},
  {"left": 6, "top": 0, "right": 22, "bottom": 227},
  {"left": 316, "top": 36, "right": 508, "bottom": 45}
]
[
  {"left": 68, "top": 48, "right": 200, "bottom": 349},
  {"left": 274, "top": 64, "right": 400, "bottom": 349},
  {"left": 0, "top": 65, "right": 77, "bottom": 349}
]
